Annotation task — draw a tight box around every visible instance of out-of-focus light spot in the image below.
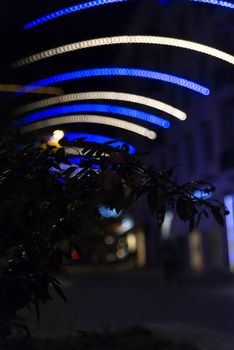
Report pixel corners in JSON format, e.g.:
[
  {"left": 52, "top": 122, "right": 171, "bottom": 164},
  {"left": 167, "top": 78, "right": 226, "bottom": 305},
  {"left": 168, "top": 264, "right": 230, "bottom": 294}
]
[
  {"left": 71, "top": 249, "right": 80, "bottom": 261},
  {"left": 99, "top": 206, "right": 122, "bottom": 218},
  {"left": 13, "top": 91, "right": 186, "bottom": 121},
  {"left": 105, "top": 235, "right": 114, "bottom": 245},
  {"left": 47, "top": 129, "right": 64, "bottom": 147},
  {"left": 14, "top": 104, "right": 170, "bottom": 129},
  {"left": 24, "top": 0, "right": 130, "bottom": 30},
  {"left": 161, "top": 211, "right": 174, "bottom": 239},
  {"left": 115, "top": 217, "right": 134, "bottom": 234},
  {"left": 117, "top": 247, "right": 128, "bottom": 259},
  {"left": 126, "top": 233, "right": 137, "bottom": 252},
  {"left": 18, "top": 115, "right": 157, "bottom": 140},
  {"left": 136, "top": 230, "right": 146, "bottom": 267},
  {"left": 14, "top": 35, "right": 234, "bottom": 69},
  {"left": 64, "top": 133, "right": 136, "bottom": 154},
  {"left": 224, "top": 195, "right": 234, "bottom": 272},
  {"left": 52, "top": 129, "right": 64, "bottom": 141},
  {"left": 189, "top": 231, "right": 204, "bottom": 272},
  {"left": 0, "top": 84, "right": 63, "bottom": 95},
  {"left": 190, "top": 0, "right": 234, "bottom": 9},
  {"left": 15, "top": 68, "right": 210, "bottom": 96}
]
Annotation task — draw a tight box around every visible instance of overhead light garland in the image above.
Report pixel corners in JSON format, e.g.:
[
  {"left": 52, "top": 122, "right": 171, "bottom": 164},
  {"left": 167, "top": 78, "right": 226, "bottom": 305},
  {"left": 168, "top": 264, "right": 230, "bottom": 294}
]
[
  {"left": 14, "top": 104, "right": 170, "bottom": 129},
  {"left": 13, "top": 91, "right": 187, "bottom": 121},
  {"left": 24, "top": 0, "right": 130, "bottom": 30},
  {"left": 190, "top": 0, "right": 234, "bottom": 10},
  {"left": 19, "top": 114, "right": 157, "bottom": 140},
  {"left": 13, "top": 35, "right": 234, "bottom": 68},
  {"left": 15, "top": 67, "right": 210, "bottom": 96}
]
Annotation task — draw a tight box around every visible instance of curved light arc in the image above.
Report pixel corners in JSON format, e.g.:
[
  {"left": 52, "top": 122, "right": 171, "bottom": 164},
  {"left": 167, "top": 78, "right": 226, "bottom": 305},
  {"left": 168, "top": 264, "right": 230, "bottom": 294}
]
[
  {"left": 19, "top": 114, "right": 157, "bottom": 140},
  {"left": 64, "top": 132, "right": 136, "bottom": 154},
  {"left": 15, "top": 68, "right": 210, "bottom": 96},
  {"left": 14, "top": 104, "right": 170, "bottom": 129},
  {"left": 13, "top": 91, "right": 187, "bottom": 121},
  {"left": 190, "top": 0, "right": 234, "bottom": 9},
  {"left": 24, "top": 0, "right": 130, "bottom": 30},
  {"left": 13, "top": 35, "right": 234, "bottom": 68}
]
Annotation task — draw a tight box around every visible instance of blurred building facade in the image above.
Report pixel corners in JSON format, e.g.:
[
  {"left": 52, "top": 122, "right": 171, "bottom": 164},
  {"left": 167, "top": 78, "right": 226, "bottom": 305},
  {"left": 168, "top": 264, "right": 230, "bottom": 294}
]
[{"left": 143, "top": 2, "right": 234, "bottom": 274}]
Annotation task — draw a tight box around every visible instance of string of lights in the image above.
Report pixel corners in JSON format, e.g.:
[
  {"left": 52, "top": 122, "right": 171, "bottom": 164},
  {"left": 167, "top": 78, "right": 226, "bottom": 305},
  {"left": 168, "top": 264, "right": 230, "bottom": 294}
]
[
  {"left": 19, "top": 114, "right": 157, "bottom": 140},
  {"left": 24, "top": 0, "right": 130, "bottom": 30},
  {"left": 15, "top": 67, "right": 210, "bottom": 96},
  {"left": 190, "top": 0, "right": 234, "bottom": 9},
  {"left": 14, "top": 104, "right": 170, "bottom": 129},
  {"left": 23, "top": 0, "right": 234, "bottom": 30},
  {"left": 13, "top": 35, "right": 234, "bottom": 68},
  {"left": 13, "top": 91, "right": 187, "bottom": 121}
]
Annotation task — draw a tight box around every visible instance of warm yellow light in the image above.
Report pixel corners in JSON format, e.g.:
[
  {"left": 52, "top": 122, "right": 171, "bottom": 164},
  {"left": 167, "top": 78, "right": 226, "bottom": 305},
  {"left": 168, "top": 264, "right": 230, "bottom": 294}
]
[
  {"left": 0, "top": 84, "right": 63, "bottom": 95},
  {"left": 127, "top": 233, "right": 137, "bottom": 253},
  {"left": 13, "top": 35, "right": 234, "bottom": 68},
  {"left": 19, "top": 114, "right": 157, "bottom": 140},
  {"left": 13, "top": 91, "right": 186, "bottom": 121}
]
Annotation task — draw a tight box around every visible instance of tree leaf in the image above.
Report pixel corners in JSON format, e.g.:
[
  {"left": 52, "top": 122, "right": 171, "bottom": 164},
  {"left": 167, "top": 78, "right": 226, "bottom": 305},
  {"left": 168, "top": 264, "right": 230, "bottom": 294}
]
[
  {"left": 211, "top": 205, "right": 224, "bottom": 226},
  {"left": 51, "top": 282, "right": 67, "bottom": 302}
]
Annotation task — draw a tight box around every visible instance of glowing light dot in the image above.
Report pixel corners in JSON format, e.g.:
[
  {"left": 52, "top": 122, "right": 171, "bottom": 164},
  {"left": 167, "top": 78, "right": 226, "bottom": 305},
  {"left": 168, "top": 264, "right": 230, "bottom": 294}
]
[{"left": 52, "top": 129, "right": 64, "bottom": 141}]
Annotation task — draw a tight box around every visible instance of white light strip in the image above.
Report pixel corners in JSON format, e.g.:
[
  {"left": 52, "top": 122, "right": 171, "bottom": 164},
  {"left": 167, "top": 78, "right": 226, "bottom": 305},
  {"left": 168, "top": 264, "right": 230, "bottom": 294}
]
[
  {"left": 224, "top": 195, "right": 234, "bottom": 272},
  {"left": 19, "top": 114, "right": 157, "bottom": 140},
  {"left": 14, "top": 91, "right": 186, "bottom": 121},
  {"left": 12, "top": 35, "right": 234, "bottom": 68}
]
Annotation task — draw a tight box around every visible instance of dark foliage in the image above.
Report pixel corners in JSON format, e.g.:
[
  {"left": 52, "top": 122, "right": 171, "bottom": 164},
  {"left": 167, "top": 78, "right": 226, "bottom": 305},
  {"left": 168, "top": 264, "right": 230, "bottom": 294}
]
[{"left": 0, "top": 138, "right": 227, "bottom": 347}]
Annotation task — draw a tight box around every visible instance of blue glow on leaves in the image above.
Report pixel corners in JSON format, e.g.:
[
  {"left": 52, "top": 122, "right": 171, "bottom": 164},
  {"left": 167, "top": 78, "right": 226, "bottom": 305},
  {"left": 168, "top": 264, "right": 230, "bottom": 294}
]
[
  {"left": 193, "top": 189, "right": 212, "bottom": 200},
  {"left": 14, "top": 104, "right": 170, "bottom": 129},
  {"left": 24, "top": 0, "right": 130, "bottom": 29},
  {"left": 65, "top": 132, "right": 136, "bottom": 154},
  {"left": 67, "top": 157, "right": 101, "bottom": 169},
  {"left": 15, "top": 68, "right": 210, "bottom": 96},
  {"left": 190, "top": 0, "right": 234, "bottom": 9},
  {"left": 99, "top": 206, "right": 122, "bottom": 218}
]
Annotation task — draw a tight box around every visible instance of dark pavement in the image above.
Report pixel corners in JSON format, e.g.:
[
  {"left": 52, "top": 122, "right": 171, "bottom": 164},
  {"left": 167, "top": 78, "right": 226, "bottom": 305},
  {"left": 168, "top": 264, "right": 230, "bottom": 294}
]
[{"left": 22, "top": 268, "right": 234, "bottom": 349}]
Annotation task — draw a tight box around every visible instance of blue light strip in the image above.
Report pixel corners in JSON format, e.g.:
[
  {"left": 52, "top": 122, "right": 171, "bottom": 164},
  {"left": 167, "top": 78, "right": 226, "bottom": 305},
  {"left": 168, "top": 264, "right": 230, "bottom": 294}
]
[
  {"left": 190, "top": 0, "right": 234, "bottom": 9},
  {"left": 23, "top": 0, "right": 234, "bottom": 31},
  {"left": 65, "top": 132, "right": 136, "bottom": 154},
  {"left": 15, "top": 68, "right": 210, "bottom": 96},
  {"left": 24, "top": 0, "right": 130, "bottom": 30},
  {"left": 14, "top": 104, "right": 170, "bottom": 129}
]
